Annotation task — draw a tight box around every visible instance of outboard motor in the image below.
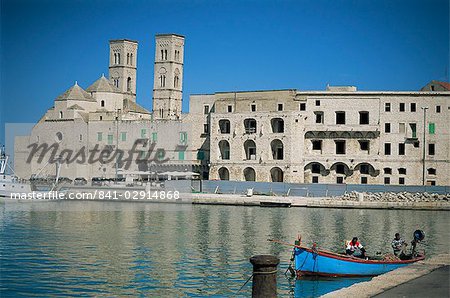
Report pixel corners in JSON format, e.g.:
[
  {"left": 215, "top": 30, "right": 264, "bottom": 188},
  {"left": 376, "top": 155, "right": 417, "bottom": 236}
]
[{"left": 411, "top": 230, "right": 425, "bottom": 256}]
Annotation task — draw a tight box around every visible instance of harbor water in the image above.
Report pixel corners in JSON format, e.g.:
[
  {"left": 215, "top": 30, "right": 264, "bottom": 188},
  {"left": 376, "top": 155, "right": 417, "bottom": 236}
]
[{"left": 1, "top": 201, "right": 448, "bottom": 297}]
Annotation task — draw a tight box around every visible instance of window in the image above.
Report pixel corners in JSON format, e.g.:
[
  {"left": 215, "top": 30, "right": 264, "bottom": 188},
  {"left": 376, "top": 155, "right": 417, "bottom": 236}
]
[
  {"left": 428, "top": 143, "right": 435, "bottom": 155},
  {"left": 336, "top": 164, "right": 345, "bottom": 174},
  {"left": 335, "top": 111, "right": 346, "bottom": 124},
  {"left": 335, "top": 140, "right": 346, "bottom": 154},
  {"left": 271, "top": 139, "right": 284, "bottom": 160},
  {"left": 141, "top": 129, "right": 146, "bottom": 138},
  {"left": 436, "top": 105, "right": 441, "bottom": 113},
  {"left": 244, "top": 140, "right": 257, "bottom": 160},
  {"left": 360, "top": 164, "right": 369, "bottom": 174},
  {"left": 359, "top": 111, "right": 369, "bottom": 125},
  {"left": 429, "top": 123, "right": 435, "bottom": 134},
  {"left": 384, "top": 143, "right": 391, "bottom": 155},
  {"left": 219, "top": 119, "right": 231, "bottom": 134},
  {"left": 59, "top": 111, "right": 63, "bottom": 119},
  {"left": 277, "top": 103, "right": 283, "bottom": 111},
  {"left": 385, "top": 102, "right": 391, "bottom": 112},
  {"left": 157, "top": 149, "right": 165, "bottom": 161},
  {"left": 315, "top": 100, "right": 320, "bottom": 106},
  {"left": 127, "top": 77, "right": 132, "bottom": 92},
  {"left": 251, "top": 104, "right": 256, "bottom": 112},
  {"left": 336, "top": 177, "right": 344, "bottom": 184},
  {"left": 79, "top": 134, "right": 82, "bottom": 141},
  {"left": 384, "top": 177, "right": 390, "bottom": 184},
  {"left": 178, "top": 151, "right": 185, "bottom": 161},
  {"left": 409, "top": 123, "right": 417, "bottom": 138},
  {"left": 312, "top": 176, "right": 319, "bottom": 183},
  {"left": 399, "top": 103, "right": 405, "bottom": 112},
  {"left": 385, "top": 123, "right": 391, "bottom": 133},
  {"left": 359, "top": 140, "right": 369, "bottom": 151},
  {"left": 312, "top": 140, "right": 322, "bottom": 151},
  {"left": 160, "top": 75, "right": 166, "bottom": 87},
  {"left": 312, "top": 164, "right": 321, "bottom": 174},
  {"left": 427, "top": 180, "right": 436, "bottom": 186},
  {"left": 399, "top": 177, "right": 405, "bottom": 185},
  {"left": 227, "top": 105, "right": 233, "bottom": 113},
  {"left": 180, "top": 132, "right": 187, "bottom": 144},
  {"left": 244, "top": 118, "right": 257, "bottom": 134},
  {"left": 204, "top": 105, "right": 209, "bottom": 114},
  {"left": 219, "top": 140, "right": 230, "bottom": 160},
  {"left": 428, "top": 168, "right": 436, "bottom": 175},
  {"left": 300, "top": 103, "right": 306, "bottom": 111},
  {"left": 204, "top": 124, "right": 209, "bottom": 134},
  {"left": 121, "top": 132, "right": 127, "bottom": 142},
  {"left": 101, "top": 100, "right": 105, "bottom": 107},
  {"left": 97, "top": 132, "right": 102, "bottom": 141},
  {"left": 398, "top": 168, "right": 407, "bottom": 175},
  {"left": 399, "top": 123, "right": 406, "bottom": 134},
  {"left": 410, "top": 103, "right": 416, "bottom": 112},
  {"left": 361, "top": 177, "right": 368, "bottom": 184},
  {"left": 398, "top": 143, "right": 405, "bottom": 155},
  {"left": 384, "top": 168, "right": 392, "bottom": 175},
  {"left": 271, "top": 118, "right": 284, "bottom": 133},
  {"left": 107, "top": 134, "right": 113, "bottom": 145},
  {"left": 152, "top": 132, "right": 157, "bottom": 142},
  {"left": 314, "top": 111, "right": 324, "bottom": 124},
  {"left": 100, "top": 116, "right": 103, "bottom": 121}
]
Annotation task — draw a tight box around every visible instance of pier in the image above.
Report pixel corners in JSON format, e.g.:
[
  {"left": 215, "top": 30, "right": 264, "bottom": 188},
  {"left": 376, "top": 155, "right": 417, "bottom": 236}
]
[{"left": 321, "top": 254, "right": 450, "bottom": 297}]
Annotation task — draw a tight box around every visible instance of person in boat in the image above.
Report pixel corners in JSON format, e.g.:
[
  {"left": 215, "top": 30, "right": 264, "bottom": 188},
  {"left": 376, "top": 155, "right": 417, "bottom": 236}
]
[
  {"left": 391, "top": 233, "right": 407, "bottom": 257},
  {"left": 346, "top": 237, "right": 366, "bottom": 258}
]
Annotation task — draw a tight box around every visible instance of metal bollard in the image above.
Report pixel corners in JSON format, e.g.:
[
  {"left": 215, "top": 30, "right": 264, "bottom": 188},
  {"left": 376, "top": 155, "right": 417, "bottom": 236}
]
[{"left": 249, "top": 255, "right": 279, "bottom": 298}]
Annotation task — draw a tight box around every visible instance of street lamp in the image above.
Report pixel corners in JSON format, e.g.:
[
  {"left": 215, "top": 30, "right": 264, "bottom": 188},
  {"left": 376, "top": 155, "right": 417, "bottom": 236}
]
[{"left": 421, "top": 107, "right": 429, "bottom": 186}]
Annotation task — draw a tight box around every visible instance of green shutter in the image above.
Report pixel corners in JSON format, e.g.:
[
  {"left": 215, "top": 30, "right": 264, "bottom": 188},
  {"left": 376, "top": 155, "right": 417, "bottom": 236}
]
[
  {"left": 152, "top": 132, "right": 158, "bottom": 142},
  {"left": 180, "top": 132, "right": 187, "bottom": 144},
  {"left": 429, "top": 123, "right": 435, "bottom": 135},
  {"left": 107, "top": 134, "right": 113, "bottom": 145},
  {"left": 141, "top": 129, "right": 146, "bottom": 138},
  {"left": 121, "top": 132, "right": 127, "bottom": 141},
  {"left": 97, "top": 132, "right": 102, "bottom": 141},
  {"left": 197, "top": 150, "right": 204, "bottom": 160},
  {"left": 178, "top": 151, "right": 185, "bottom": 160}
]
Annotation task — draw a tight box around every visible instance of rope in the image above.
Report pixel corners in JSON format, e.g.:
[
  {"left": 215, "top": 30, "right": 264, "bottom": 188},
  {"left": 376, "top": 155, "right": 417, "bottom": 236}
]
[
  {"left": 235, "top": 270, "right": 278, "bottom": 294},
  {"left": 236, "top": 274, "right": 253, "bottom": 294}
]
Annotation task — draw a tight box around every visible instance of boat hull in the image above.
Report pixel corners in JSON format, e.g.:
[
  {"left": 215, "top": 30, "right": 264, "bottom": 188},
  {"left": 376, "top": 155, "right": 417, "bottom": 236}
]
[{"left": 294, "top": 247, "right": 424, "bottom": 277}]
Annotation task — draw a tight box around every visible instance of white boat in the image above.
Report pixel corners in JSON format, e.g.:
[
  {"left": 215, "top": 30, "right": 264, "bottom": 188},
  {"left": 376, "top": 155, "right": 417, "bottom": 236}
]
[{"left": 0, "top": 146, "right": 33, "bottom": 197}]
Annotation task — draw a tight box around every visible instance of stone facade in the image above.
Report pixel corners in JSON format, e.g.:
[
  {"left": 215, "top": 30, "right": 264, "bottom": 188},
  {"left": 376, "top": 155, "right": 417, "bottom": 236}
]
[
  {"left": 13, "top": 33, "right": 450, "bottom": 186},
  {"left": 192, "top": 88, "right": 450, "bottom": 186}
]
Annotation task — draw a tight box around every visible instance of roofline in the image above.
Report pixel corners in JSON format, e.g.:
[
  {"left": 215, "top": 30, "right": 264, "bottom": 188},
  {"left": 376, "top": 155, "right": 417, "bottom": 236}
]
[
  {"left": 296, "top": 91, "right": 450, "bottom": 96},
  {"left": 155, "top": 33, "right": 185, "bottom": 38},
  {"left": 109, "top": 39, "right": 138, "bottom": 44},
  {"left": 215, "top": 89, "right": 297, "bottom": 94}
]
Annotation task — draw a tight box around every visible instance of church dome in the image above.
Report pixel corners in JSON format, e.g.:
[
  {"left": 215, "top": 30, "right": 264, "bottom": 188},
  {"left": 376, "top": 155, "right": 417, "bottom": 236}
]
[
  {"left": 56, "top": 82, "right": 95, "bottom": 101},
  {"left": 86, "top": 75, "right": 121, "bottom": 93}
]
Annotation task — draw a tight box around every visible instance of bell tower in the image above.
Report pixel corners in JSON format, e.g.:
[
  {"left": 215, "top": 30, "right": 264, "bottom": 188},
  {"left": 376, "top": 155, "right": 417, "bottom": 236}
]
[
  {"left": 109, "top": 39, "right": 138, "bottom": 101},
  {"left": 152, "top": 34, "right": 184, "bottom": 119}
]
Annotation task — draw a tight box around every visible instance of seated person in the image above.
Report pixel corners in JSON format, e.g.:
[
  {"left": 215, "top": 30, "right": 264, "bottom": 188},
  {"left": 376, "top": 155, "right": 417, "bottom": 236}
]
[
  {"left": 391, "top": 233, "right": 407, "bottom": 257},
  {"left": 346, "top": 237, "right": 366, "bottom": 258}
]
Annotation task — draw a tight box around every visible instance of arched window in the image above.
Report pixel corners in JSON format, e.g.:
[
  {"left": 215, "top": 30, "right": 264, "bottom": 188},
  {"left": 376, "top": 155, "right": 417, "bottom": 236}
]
[
  {"left": 59, "top": 111, "right": 63, "bottom": 119},
  {"left": 244, "top": 118, "right": 257, "bottom": 134},
  {"left": 243, "top": 167, "right": 256, "bottom": 181},
  {"left": 160, "top": 75, "right": 166, "bottom": 87},
  {"left": 218, "top": 140, "right": 230, "bottom": 160},
  {"left": 270, "top": 167, "right": 283, "bottom": 182},
  {"left": 271, "top": 118, "right": 284, "bottom": 133},
  {"left": 117, "top": 53, "right": 120, "bottom": 64},
  {"left": 101, "top": 100, "right": 105, "bottom": 107},
  {"left": 270, "top": 139, "right": 284, "bottom": 160},
  {"left": 127, "top": 53, "right": 130, "bottom": 64},
  {"left": 161, "top": 49, "right": 164, "bottom": 60},
  {"left": 218, "top": 167, "right": 230, "bottom": 180},
  {"left": 127, "top": 77, "right": 132, "bottom": 92},
  {"left": 164, "top": 49, "right": 168, "bottom": 60},
  {"left": 219, "top": 119, "right": 231, "bottom": 134},
  {"left": 130, "top": 53, "right": 133, "bottom": 65},
  {"left": 427, "top": 168, "right": 436, "bottom": 175},
  {"left": 244, "top": 140, "right": 256, "bottom": 160},
  {"left": 114, "top": 53, "right": 117, "bottom": 64},
  {"left": 174, "top": 75, "right": 179, "bottom": 88}
]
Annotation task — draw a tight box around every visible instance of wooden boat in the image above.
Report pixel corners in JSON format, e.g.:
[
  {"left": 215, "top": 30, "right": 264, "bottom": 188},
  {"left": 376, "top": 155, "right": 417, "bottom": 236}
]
[{"left": 294, "top": 245, "right": 425, "bottom": 277}]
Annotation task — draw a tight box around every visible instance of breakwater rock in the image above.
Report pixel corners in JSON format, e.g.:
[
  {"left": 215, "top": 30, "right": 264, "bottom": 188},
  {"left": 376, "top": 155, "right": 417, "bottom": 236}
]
[{"left": 335, "top": 191, "right": 450, "bottom": 203}]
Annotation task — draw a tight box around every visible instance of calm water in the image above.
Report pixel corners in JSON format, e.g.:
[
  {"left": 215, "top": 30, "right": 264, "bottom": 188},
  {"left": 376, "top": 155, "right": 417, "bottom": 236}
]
[{"left": 1, "top": 201, "right": 448, "bottom": 297}]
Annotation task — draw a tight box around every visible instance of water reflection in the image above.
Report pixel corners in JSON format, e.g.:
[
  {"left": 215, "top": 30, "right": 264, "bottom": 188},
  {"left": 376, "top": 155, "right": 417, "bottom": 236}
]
[{"left": 1, "top": 202, "right": 448, "bottom": 297}]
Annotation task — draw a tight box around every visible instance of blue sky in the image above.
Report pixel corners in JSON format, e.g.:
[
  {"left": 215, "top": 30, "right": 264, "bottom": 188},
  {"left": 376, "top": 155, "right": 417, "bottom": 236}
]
[{"left": 1, "top": 0, "right": 449, "bottom": 143}]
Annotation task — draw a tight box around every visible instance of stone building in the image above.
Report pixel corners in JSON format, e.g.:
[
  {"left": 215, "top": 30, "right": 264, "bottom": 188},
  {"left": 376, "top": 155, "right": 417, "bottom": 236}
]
[
  {"left": 15, "top": 34, "right": 204, "bottom": 180},
  {"left": 13, "top": 33, "right": 450, "bottom": 186},
  {"left": 190, "top": 85, "right": 449, "bottom": 186}
]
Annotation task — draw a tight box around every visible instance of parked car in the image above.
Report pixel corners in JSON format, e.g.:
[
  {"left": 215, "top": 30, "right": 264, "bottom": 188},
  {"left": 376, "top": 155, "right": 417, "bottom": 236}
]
[{"left": 74, "top": 177, "right": 88, "bottom": 185}]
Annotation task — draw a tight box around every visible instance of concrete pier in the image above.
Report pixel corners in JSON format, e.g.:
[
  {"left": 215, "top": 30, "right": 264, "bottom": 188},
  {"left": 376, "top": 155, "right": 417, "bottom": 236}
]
[
  {"left": 320, "top": 254, "right": 450, "bottom": 298},
  {"left": 191, "top": 193, "right": 450, "bottom": 211}
]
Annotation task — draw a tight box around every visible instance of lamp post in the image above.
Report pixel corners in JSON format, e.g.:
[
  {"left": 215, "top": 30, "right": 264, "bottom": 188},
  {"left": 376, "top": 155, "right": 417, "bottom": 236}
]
[{"left": 421, "top": 107, "right": 428, "bottom": 186}]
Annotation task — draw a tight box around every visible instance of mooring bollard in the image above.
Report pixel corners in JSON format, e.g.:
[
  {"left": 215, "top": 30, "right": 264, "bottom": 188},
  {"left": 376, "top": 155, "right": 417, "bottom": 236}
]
[{"left": 249, "top": 255, "right": 279, "bottom": 298}]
